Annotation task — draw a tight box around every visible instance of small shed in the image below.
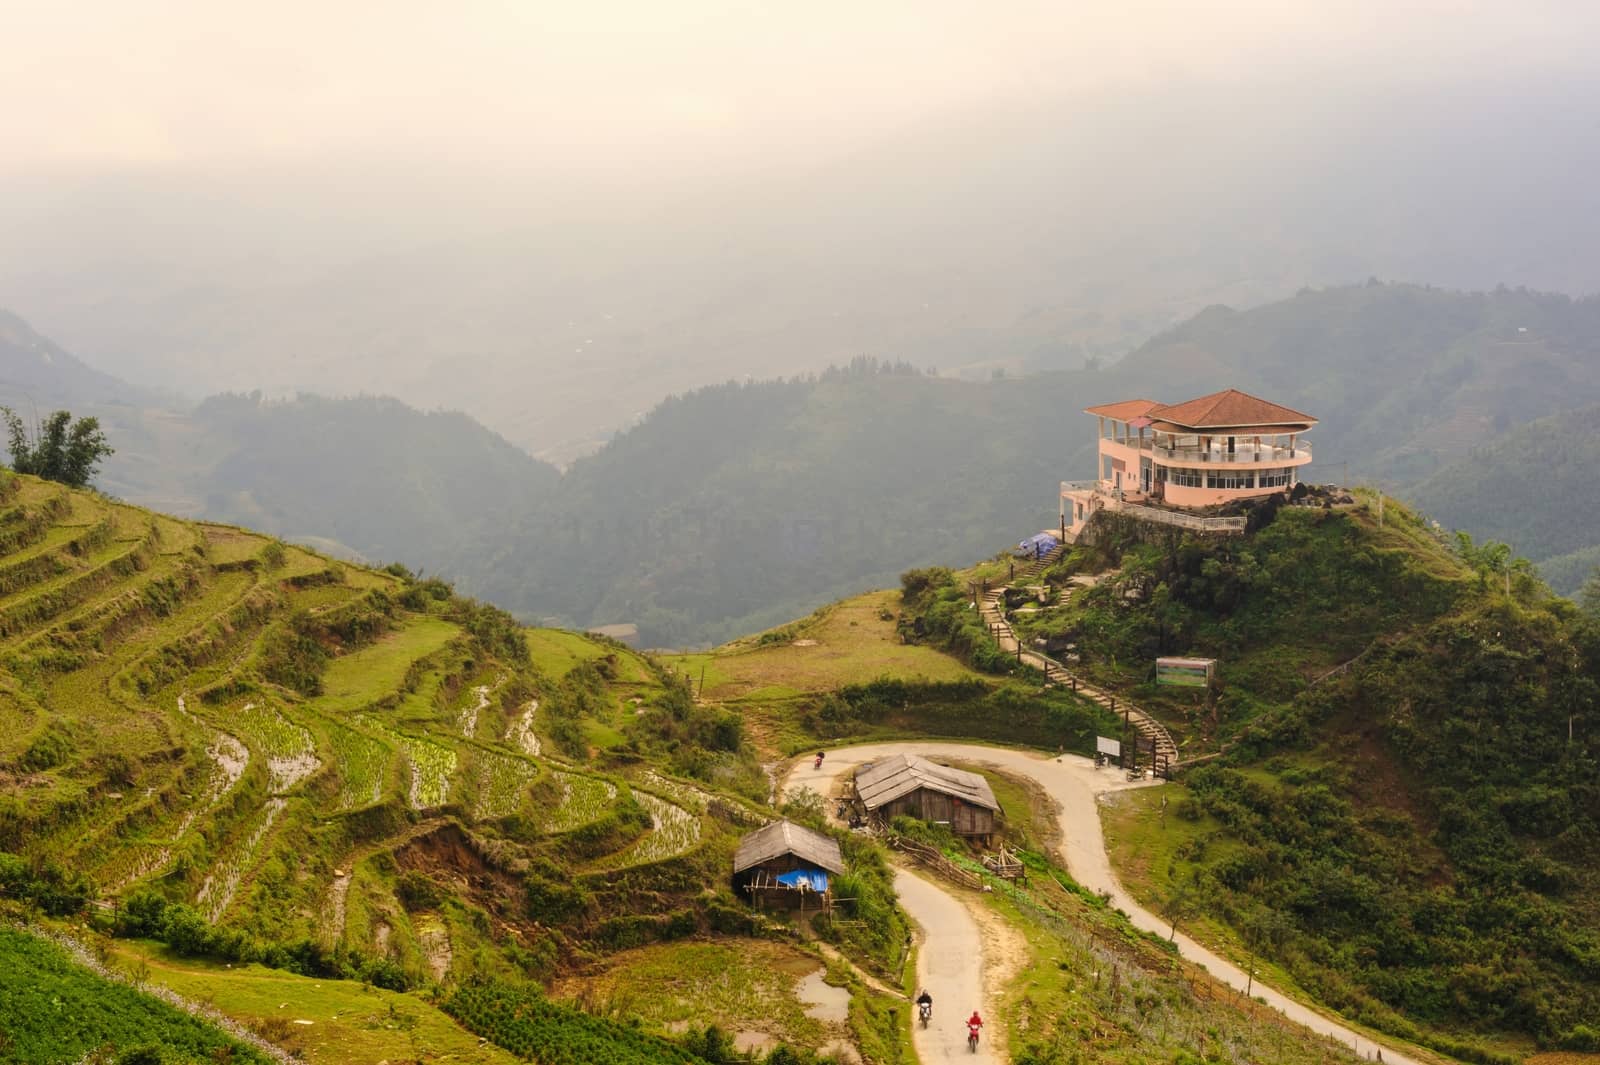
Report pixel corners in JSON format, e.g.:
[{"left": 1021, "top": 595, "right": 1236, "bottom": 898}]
[
  {"left": 853, "top": 754, "right": 1000, "bottom": 843},
  {"left": 733, "top": 819, "right": 845, "bottom": 911}
]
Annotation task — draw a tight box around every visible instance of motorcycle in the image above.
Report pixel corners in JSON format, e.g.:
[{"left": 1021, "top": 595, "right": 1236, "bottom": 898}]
[
  {"left": 967, "top": 1022, "right": 981, "bottom": 1052},
  {"left": 918, "top": 1001, "right": 932, "bottom": 1028},
  {"left": 814, "top": 752, "right": 825, "bottom": 770}
]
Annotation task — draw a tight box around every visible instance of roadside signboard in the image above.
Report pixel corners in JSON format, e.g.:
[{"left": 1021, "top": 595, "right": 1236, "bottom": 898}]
[
  {"left": 1156, "top": 656, "right": 1215, "bottom": 687},
  {"left": 1096, "top": 735, "right": 1121, "bottom": 758}
]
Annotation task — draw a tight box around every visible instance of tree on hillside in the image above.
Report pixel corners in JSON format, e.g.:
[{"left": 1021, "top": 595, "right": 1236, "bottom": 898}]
[
  {"left": 1582, "top": 566, "right": 1600, "bottom": 619},
  {"left": 1, "top": 407, "right": 114, "bottom": 488}
]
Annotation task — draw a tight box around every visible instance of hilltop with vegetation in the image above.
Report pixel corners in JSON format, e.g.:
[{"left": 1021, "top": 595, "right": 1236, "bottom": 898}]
[
  {"left": 1007, "top": 495, "right": 1600, "bottom": 1061},
  {"left": 0, "top": 470, "right": 1411, "bottom": 1064}
]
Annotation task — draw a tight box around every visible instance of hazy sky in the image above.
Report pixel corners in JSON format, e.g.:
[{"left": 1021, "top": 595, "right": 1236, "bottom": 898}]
[
  {"left": 7, "top": 1, "right": 1598, "bottom": 181},
  {"left": 6, "top": 0, "right": 1600, "bottom": 460}
]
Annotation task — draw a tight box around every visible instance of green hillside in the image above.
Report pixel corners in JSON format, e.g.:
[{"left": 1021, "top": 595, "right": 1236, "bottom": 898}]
[
  {"left": 1408, "top": 404, "right": 1600, "bottom": 594},
  {"left": 1025, "top": 497, "right": 1600, "bottom": 1060},
  {"left": 0, "top": 472, "right": 1399, "bottom": 1064},
  {"left": 0, "top": 468, "right": 752, "bottom": 1062}
]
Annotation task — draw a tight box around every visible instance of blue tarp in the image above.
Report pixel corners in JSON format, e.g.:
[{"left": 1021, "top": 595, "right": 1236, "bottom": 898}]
[
  {"left": 774, "top": 867, "right": 831, "bottom": 892},
  {"left": 1017, "top": 533, "right": 1059, "bottom": 559}
]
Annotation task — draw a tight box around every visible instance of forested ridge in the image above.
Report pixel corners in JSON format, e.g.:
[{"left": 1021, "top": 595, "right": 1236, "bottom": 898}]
[
  {"left": 8, "top": 281, "right": 1600, "bottom": 645},
  {"left": 1029, "top": 499, "right": 1600, "bottom": 1059}
]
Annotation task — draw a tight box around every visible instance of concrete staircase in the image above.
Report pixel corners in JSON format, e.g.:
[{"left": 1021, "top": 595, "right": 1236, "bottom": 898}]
[{"left": 980, "top": 560, "right": 1179, "bottom": 772}]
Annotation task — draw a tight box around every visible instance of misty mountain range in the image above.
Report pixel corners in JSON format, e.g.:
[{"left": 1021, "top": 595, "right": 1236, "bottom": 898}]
[
  {"left": 5, "top": 280, "right": 1600, "bottom": 646},
  {"left": 7, "top": 75, "right": 1600, "bottom": 465}
]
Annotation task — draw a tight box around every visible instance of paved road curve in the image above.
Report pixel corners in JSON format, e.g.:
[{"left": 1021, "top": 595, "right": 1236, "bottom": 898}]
[
  {"left": 895, "top": 868, "right": 998, "bottom": 1064},
  {"left": 782, "top": 743, "right": 1417, "bottom": 1065}
]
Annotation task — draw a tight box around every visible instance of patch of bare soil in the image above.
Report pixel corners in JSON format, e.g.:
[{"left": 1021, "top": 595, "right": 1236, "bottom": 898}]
[{"left": 735, "top": 1031, "right": 777, "bottom": 1054}]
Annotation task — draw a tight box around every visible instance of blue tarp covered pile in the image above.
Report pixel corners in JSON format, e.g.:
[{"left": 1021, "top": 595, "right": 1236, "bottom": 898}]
[
  {"left": 1017, "top": 532, "right": 1059, "bottom": 559},
  {"left": 774, "top": 868, "right": 831, "bottom": 892}
]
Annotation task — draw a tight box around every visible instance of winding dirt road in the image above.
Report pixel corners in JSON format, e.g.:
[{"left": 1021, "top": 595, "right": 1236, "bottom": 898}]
[
  {"left": 895, "top": 867, "right": 997, "bottom": 1063},
  {"left": 781, "top": 743, "right": 1417, "bottom": 1065}
]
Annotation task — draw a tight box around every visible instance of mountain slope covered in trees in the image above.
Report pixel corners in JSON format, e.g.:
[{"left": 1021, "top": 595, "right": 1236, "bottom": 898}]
[
  {"left": 472, "top": 282, "right": 1600, "bottom": 644},
  {"left": 1027, "top": 498, "right": 1600, "bottom": 1060},
  {"left": 7, "top": 281, "right": 1600, "bottom": 645}
]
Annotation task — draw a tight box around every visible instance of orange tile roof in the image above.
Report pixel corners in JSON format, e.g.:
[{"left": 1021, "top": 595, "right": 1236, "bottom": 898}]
[
  {"left": 1148, "top": 389, "right": 1315, "bottom": 430},
  {"left": 1148, "top": 421, "right": 1309, "bottom": 436},
  {"left": 1083, "top": 398, "right": 1162, "bottom": 421}
]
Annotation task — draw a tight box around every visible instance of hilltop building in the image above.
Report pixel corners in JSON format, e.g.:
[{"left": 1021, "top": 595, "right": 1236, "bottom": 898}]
[
  {"left": 733, "top": 819, "right": 845, "bottom": 911},
  {"left": 851, "top": 754, "right": 999, "bottom": 842},
  {"left": 1061, "top": 388, "right": 1315, "bottom": 538}
]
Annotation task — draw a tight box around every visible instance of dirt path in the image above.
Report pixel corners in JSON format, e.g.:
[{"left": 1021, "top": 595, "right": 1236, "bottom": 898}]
[
  {"left": 896, "top": 868, "right": 999, "bottom": 1064},
  {"left": 781, "top": 744, "right": 1422, "bottom": 1065}
]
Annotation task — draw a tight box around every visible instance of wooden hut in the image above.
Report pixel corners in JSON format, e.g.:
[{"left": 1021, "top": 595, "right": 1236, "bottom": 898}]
[
  {"left": 853, "top": 754, "right": 999, "bottom": 843},
  {"left": 733, "top": 819, "right": 845, "bottom": 912}
]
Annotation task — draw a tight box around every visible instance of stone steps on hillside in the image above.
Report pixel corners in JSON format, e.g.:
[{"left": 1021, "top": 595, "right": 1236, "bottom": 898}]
[{"left": 981, "top": 568, "right": 1178, "bottom": 767}]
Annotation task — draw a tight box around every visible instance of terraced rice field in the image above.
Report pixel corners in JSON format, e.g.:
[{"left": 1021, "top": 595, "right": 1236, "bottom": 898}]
[
  {"left": 467, "top": 749, "right": 538, "bottom": 820},
  {"left": 0, "top": 473, "right": 731, "bottom": 1050},
  {"left": 197, "top": 798, "right": 287, "bottom": 921},
  {"left": 638, "top": 771, "right": 711, "bottom": 812},
  {"left": 312, "top": 618, "right": 462, "bottom": 715},
  {"left": 361, "top": 721, "right": 457, "bottom": 810},
  {"left": 324, "top": 720, "right": 395, "bottom": 811},
  {"left": 231, "top": 702, "right": 320, "bottom": 793},
  {"left": 504, "top": 700, "right": 540, "bottom": 756},
  {"left": 592, "top": 792, "right": 702, "bottom": 870},
  {"left": 544, "top": 771, "right": 618, "bottom": 832},
  {"left": 458, "top": 682, "right": 493, "bottom": 738}
]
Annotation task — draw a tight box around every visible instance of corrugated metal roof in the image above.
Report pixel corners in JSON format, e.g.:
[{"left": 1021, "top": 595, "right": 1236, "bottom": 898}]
[
  {"left": 854, "top": 754, "right": 999, "bottom": 812},
  {"left": 732, "top": 819, "right": 845, "bottom": 875}
]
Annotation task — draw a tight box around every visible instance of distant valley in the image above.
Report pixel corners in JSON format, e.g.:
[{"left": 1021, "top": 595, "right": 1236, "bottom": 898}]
[{"left": 5, "top": 280, "right": 1600, "bottom": 646}]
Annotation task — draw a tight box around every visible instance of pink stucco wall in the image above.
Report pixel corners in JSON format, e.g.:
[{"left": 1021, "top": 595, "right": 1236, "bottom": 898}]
[{"left": 1082, "top": 435, "right": 1313, "bottom": 511}]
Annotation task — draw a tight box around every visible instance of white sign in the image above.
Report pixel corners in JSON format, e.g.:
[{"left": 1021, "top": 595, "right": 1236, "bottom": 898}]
[{"left": 1096, "top": 736, "right": 1121, "bottom": 758}]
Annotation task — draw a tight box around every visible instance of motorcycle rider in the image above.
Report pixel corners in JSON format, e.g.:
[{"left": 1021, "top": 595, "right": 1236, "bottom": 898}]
[
  {"left": 966, "top": 1009, "right": 984, "bottom": 1046},
  {"left": 915, "top": 988, "right": 932, "bottom": 1022}
]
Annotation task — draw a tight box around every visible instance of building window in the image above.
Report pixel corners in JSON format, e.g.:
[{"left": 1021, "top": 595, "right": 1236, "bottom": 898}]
[
  {"left": 1167, "top": 467, "right": 1204, "bottom": 488},
  {"left": 1206, "top": 470, "right": 1256, "bottom": 490},
  {"left": 1258, "top": 467, "right": 1292, "bottom": 488}
]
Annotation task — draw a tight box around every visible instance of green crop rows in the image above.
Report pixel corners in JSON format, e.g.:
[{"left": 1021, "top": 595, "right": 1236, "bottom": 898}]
[
  {"left": 470, "top": 749, "right": 538, "bottom": 820},
  {"left": 362, "top": 721, "right": 457, "bottom": 810},
  {"left": 443, "top": 981, "right": 707, "bottom": 1065},
  {"left": 232, "top": 701, "right": 320, "bottom": 793},
  {"left": 325, "top": 719, "right": 393, "bottom": 811},
  {"left": 594, "top": 792, "right": 701, "bottom": 870},
  {"left": 544, "top": 771, "right": 617, "bottom": 832}
]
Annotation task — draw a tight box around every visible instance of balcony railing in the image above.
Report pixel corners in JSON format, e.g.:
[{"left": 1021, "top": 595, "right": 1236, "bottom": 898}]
[
  {"left": 1136, "top": 440, "right": 1310, "bottom": 465},
  {"left": 1117, "top": 502, "right": 1247, "bottom": 533}
]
